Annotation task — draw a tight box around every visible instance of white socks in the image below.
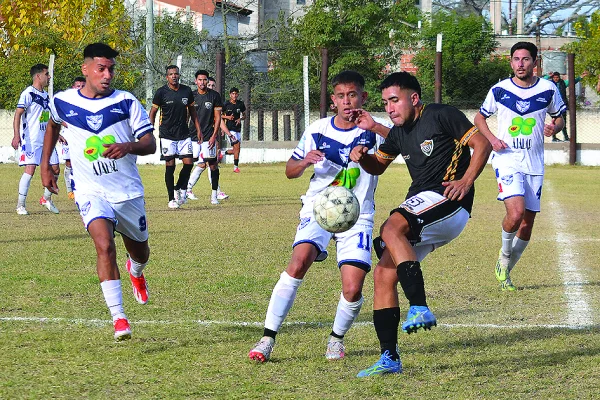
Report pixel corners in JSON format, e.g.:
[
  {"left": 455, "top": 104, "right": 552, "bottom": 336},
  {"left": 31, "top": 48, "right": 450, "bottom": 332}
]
[
  {"left": 501, "top": 229, "right": 517, "bottom": 258},
  {"left": 17, "top": 173, "right": 33, "bottom": 207},
  {"left": 509, "top": 237, "right": 529, "bottom": 272},
  {"left": 264, "top": 271, "right": 303, "bottom": 332},
  {"left": 128, "top": 257, "right": 147, "bottom": 278},
  {"left": 187, "top": 165, "right": 205, "bottom": 190},
  {"left": 100, "top": 280, "right": 126, "bottom": 321},
  {"left": 332, "top": 293, "right": 363, "bottom": 337},
  {"left": 64, "top": 166, "right": 73, "bottom": 192}
]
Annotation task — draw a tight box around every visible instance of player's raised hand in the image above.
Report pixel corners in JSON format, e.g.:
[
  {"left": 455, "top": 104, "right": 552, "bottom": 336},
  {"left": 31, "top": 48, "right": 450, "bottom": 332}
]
[
  {"left": 304, "top": 150, "right": 324, "bottom": 165},
  {"left": 350, "top": 145, "right": 368, "bottom": 162},
  {"left": 347, "top": 109, "right": 375, "bottom": 131}
]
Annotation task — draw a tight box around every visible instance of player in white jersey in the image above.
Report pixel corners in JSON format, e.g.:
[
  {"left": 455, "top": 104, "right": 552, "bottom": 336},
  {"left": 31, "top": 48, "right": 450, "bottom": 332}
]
[
  {"left": 58, "top": 76, "right": 86, "bottom": 200},
  {"left": 41, "top": 43, "right": 156, "bottom": 341},
  {"left": 475, "top": 42, "right": 566, "bottom": 291},
  {"left": 11, "top": 64, "right": 60, "bottom": 215},
  {"left": 249, "top": 71, "right": 392, "bottom": 363}
]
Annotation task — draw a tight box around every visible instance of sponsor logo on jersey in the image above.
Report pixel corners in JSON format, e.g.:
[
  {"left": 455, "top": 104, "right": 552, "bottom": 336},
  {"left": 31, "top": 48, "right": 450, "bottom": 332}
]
[
  {"left": 318, "top": 141, "right": 331, "bottom": 150},
  {"left": 182, "top": 98, "right": 188, "bottom": 105},
  {"left": 66, "top": 110, "right": 78, "bottom": 117},
  {"left": 501, "top": 94, "right": 510, "bottom": 101},
  {"left": 86, "top": 115, "right": 103, "bottom": 131},
  {"left": 536, "top": 97, "right": 548, "bottom": 103},
  {"left": 420, "top": 139, "right": 433, "bottom": 156},
  {"left": 110, "top": 108, "right": 124, "bottom": 114},
  {"left": 204, "top": 102, "right": 213, "bottom": 110},
  {"left": 516, "top": 100, "right": 530, "bottom": 113},
  {"left": 403, "top": 154, "right": 410, "bottom": 160}
]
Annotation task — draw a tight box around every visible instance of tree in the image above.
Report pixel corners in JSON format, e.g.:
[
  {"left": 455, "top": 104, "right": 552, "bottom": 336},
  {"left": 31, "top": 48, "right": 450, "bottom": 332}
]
[
  {"left": 262, "top": 0, "right": 423, "bottom": 111},
  {"left": 412, "top": 11, "right": 512, "bottom": 107},
  {"left": 0, "top": 0, "right": 134, "bottom": 108},
  {"left": 564, "top": 11, "right": 600, "bottom": 91}
]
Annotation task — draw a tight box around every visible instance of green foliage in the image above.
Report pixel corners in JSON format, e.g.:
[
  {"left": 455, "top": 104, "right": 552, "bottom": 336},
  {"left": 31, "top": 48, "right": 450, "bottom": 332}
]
[
  {"left": 413, "top": 12, "right": 511, "bottom": 107},
  {"left": 564, "top": 11, "right": 600, "bottom": 89},
  {"left": 262, "top": 0, "right": 422, "bottom": 111}
]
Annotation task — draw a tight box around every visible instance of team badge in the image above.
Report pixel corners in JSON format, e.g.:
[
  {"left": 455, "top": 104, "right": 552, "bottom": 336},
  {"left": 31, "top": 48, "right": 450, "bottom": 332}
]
[
  {"left": 420, "top": 139, "right": 433, "bottom": 156},
  {"left": 516, "top": 100, "right": 530, "bottom": 113},
  {"left": 182, "top": 98, "right": 188, "bottom": 105},
  {"left": 501, "top": 174, "right": 514, "bottom": 185},
  {"left": 86, "top": 115, "right": 103, "bottom": 131},
  {"left": 204, "top": 102, "right": 213, "bottom": 110},
  {"left": 338, "top": 147, "right": 350, "bottom": 164},
  {"left": 79, "top": 201, "right": 91, "bottom": 216},
  {"left": 298, "top": 217, "right": 311, "bottom": 230}
]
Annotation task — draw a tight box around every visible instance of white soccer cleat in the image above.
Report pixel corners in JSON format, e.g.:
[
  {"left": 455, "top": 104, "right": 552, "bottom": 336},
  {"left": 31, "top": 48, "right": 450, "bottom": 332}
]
[
  {"left": 210, "top": 195, "right": 219, "bottom": 205},
  {"left": 325, "top": 337, "right": 346, "bottom": 360},
  {"left": 217, "top": 191, "right": 229, "bottom": 200},
  {"left": 186, "top": 190, "right": 198, "bottom": 200},
  {"left": 168, "top": 200, "right": 180, "bottom": 209},
  {"left": 39, "top": 197, "right": 59, "bottom": 214},
  {"left": 248, "top": 337, "right": 275, "bottom": 362},
  {"left": 16, "top": 206, "right": 29, "bottom": 215}
]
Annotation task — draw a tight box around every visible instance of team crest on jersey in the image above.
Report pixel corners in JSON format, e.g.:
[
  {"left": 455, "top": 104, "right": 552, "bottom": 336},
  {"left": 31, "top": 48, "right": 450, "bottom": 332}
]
[
  {"left": 182, "top": 98, "right": 188, "bottom": 105},
  {"left": 204, "top": 102, "right": 213, "bottom": 110},
  {"left": 86, "top": 115, "right": 103, "bottom": 131},
  {"left": 501, "top": 174, "right": 514, "bottom": 186},
  {"left": 420, "top": 139, "right": 433, "bottom": 156},
  {"left": 338, "top": 147, "right": 350, "bottom": 164},
  {"left": 516, "top": 100, "right": 530, "bottom": 113},
  {"left": 79, "top": 201, "right": 91, "bottom": 216}
]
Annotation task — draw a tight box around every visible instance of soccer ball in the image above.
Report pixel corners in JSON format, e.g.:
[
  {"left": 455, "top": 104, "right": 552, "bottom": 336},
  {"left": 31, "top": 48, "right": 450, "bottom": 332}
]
[{"left": 313, "top": 186, "right": 360, "bottom": 233}]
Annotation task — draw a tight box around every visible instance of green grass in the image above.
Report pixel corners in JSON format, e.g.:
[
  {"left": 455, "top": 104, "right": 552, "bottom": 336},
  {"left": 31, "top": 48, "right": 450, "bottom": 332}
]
[{"left": 1, "top": 163, "right": 599, "bottom": 399}]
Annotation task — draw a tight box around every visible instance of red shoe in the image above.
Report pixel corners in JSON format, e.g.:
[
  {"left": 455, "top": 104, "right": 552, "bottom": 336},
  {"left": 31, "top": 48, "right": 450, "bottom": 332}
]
[
  {"left": 233, "top": 166, "right": 240, "bottom": 173},
  {"left": 126, "top": 259, "right": 149, "bottom": 305},
  {"left": 114, "top": 318, "right": 131, "bottom": 341}
]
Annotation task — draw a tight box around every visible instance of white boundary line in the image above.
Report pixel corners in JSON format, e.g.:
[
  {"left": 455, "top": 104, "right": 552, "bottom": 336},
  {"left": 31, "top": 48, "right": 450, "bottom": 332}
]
[
  {"left": 546, "top": 181, "right": 593, "bottom": 326},
  {"left": 1, "top": 316, "right": 597, "bottom": 330}
]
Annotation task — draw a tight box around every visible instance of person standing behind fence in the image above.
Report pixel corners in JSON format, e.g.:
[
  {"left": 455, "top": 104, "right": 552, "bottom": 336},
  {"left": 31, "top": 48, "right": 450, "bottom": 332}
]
[
  {"left": 546, "top": 71, "right": 586, "bottom": 142},
  {"left": 59, "top": 76, "right": 86, "bottom": 200},
  {"left": 12, "top": 63, "right": 60, "bottom": 215},
  {"left": 186, "top": 70, "right": 224, "bottom": 205},
  {"left": 221, "top": 87, "right": 246, "bottom": 173},
  {"left": 474, "top": 42, "right": 565, "bottom": 291},
  {"left": 41, "top": 42, "right": 156, "bottom": 341},
  {"left": 149, "top": 65, "right": 202, "bottom": 209}
]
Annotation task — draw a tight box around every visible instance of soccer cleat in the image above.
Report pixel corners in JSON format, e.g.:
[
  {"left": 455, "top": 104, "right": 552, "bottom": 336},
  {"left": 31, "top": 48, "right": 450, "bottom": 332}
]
[
  {"left": 174, "top": 189, "right": 182, "bottom": 205},
  {"left": 217, "top": 191, "right": 229, "bottom": 200},
  {"left": 356, "top": 350, "right": 402, "bottom": 377},
  {"left": 39, "top": 197, "right": 59, "bottom": 214},
  {"left": 186, "top": 190, "right": 198, "bottom": 200},
  {"left": 126, "top": 258, "right": 149, "bottom": 305},
  {"left": 114, "top": 318, "right": 131, "bottom": 341},
  {"left": 211, "top": 196, "right": 219, "bottom": 205},
  {"left": 16, "top": 206, "right": 29, "bottom": 215},
  {"left": 168, "top": 200, "right": 180, "bottom": 209},
  {"left": 248, "top": 337, "right": 275, "bottom": 362},
  {"left": 501, "top": 276, "right": 517, "bottom": 291},
  {"left": 67, "top": 191, "right": 75, "bottom": 200},
  {"left": 325, "top": 338, "right": 345, "bottom": 360},
  {"left": 495, "top": 250, "right": 509, "bottom": 282},
  {"left": 177, "top": 189, "right": 187, "bottom": 205},
  {"left": 233, "top": 166, "right": 240, "bottom": 173},
  {"left": 402, "top": 305, "right": 437, "bottom": 334}
]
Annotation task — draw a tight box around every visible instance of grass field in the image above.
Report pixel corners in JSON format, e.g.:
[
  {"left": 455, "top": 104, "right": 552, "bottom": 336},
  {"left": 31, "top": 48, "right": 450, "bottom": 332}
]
[{"left": 1, "top": 162, "right": 599, "bottom": 399}]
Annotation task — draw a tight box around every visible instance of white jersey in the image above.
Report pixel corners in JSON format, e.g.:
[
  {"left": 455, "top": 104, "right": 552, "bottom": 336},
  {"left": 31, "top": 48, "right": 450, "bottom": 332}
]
[
  {"left": 479, "top": 77, "right": 566, "bottom": 175},
  {"left": 17, "top": 86, "right": 50, "bottom": 151},
  {"left": 292, "top": 116, "right": 391, "bottom": 225},
  {"left": 49, "top": 89, "right": 154, "bottom": 202}
]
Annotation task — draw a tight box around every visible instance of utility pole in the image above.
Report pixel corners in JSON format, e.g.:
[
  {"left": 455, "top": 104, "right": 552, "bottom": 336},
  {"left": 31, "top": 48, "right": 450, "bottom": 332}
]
[{"left": 145, "top": 0, "right": 154, "bottom": 108}]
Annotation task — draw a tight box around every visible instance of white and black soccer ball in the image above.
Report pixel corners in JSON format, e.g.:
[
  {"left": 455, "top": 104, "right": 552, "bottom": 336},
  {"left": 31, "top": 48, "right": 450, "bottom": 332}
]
[{"left": 313, "top": 186, "right": 360, "bottom": 233}]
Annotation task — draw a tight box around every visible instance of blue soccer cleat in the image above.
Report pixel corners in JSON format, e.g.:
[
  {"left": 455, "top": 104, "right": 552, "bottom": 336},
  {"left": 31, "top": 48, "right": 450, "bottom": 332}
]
[
  {"left": 357, "top": 350, "right": 402, "bottom": 377},
  {"left": 402, "top": 305, "right": 437, "bottom": 334}
]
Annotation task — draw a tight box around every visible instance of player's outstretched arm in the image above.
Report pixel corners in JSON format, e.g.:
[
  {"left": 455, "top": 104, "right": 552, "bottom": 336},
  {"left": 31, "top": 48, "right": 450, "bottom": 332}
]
[
  {"left": 442, "top": 132, "right": 491, "bottom": 201},
  {"left": 285, "top": 150, "right": 324, "bottom": 179},
  {"left": 350, "top": 145, "right": 391, "bottom": 175},
  {"left": 102, "top": 132, "right": 156, "bottom": 159},
  {"left": 41, "top": 119, "right": 61, "bottom": 194},
  {"left": 474, "top": 112, "right": 507, "bottom": 152},
  {"left": 348, "top": 109, "right": 391, "bottom": 138}
]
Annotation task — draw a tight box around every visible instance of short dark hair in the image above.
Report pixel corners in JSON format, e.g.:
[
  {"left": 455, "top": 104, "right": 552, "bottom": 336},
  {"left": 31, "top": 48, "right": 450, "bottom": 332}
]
[
  {"left": 331, "top": 70, "right": 365, "bottom": 90},
  {"left": 72, "top": 76, "right": 86, "bottom": 84},
  {"left": 30, "top": 64, "right": 48, "bottom": 77},
  {"left": 510, "top": 41, "right": 538, "bottom": 60},
  {"left": 195, "top": 69, "right": 210, "bottom": 78},
  {"left": 230, "top": 87, "right": 239, "bottom": 93},
  {"left": 208, "top": 77, "right": 216, "bottom": 82},
  {"left": 379, "top": 72, "right": 421, "bottom": 97},
  {"left": 552, "top": 71, "right": 561, "bottom": 77},
  {"left": 83, "top": 43, "right": 119, "bottom": 59},
  {"left": 166, "top": 65, "right": 179, "bottom": 73}
]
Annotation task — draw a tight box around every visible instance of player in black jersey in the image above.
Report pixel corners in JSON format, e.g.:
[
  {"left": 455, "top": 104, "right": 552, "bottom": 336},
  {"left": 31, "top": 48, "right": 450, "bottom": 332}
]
[
  {"left": 149, "top": 65, "right": 202, "bottom": 209},
  {"left": 186, "top": 70, "right": 225, "bottom": 204},
  {"left": 349, "top": 72, "right": 491, "bottom": 376},
  {"left": 220, "top": 87, "right": 246, "bottom": 172}
]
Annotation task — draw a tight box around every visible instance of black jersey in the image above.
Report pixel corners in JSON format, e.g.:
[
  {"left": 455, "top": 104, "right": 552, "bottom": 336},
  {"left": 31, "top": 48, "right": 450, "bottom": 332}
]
[
  {"left": 189, "top": 89, "right": 223, "bottom": 142},
  {"left": 378, "top": 103, "right": 479, "bottom": 213},
  {"left": 222, "top": 100, "right": 246, "bottom": 132},
  {"left": 152, "top": 84, "right": 194, "bottom": 140}
]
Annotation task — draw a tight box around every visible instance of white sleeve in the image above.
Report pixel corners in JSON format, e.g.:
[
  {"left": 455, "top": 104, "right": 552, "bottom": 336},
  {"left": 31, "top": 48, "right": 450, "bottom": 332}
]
[
  {"left": 127, "top": 94, "right": 154, "bottom": 139},
  {"left": 17, "top": 89, "right": 31, "bottom": 109},
  {"left": 479, "top": 88, "right": 497, "bottom": 118}
]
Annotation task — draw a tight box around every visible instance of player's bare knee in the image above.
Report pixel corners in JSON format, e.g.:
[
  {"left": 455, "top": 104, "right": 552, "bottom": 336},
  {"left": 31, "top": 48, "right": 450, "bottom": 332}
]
[{"left": 342, "top": 285, "right": 363, "bottom": 302}]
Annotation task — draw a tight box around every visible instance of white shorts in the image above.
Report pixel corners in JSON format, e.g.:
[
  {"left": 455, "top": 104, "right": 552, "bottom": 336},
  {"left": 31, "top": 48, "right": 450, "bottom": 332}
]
[
  {"left": 19, "top": 146, "right": 59, "bottom": 166},
  {"left": 193, "top": 141, "right": 217, "bottom": 162},
  {"left": 377, "top": 191, "right": 470, "bottom": 262},
  {"left": 60, "top": 144, "right": 70, "bottom": 161},
  {"left": 228, "top": 131, "right": 241, "bottom": 146},
  {"left": 76, "top": 193, "right": 149, "bottom": 242},
  {"left": 493, "top": 165, "right": 543, "bottom": 212},
  {"left": 160, "top": 138, "right": 192, "bottom": 160},
  {"left": 293, "top": 217, "right": 374, "bottom": 271}
]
